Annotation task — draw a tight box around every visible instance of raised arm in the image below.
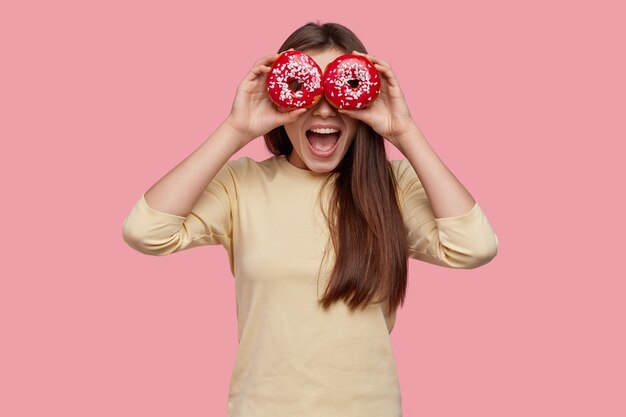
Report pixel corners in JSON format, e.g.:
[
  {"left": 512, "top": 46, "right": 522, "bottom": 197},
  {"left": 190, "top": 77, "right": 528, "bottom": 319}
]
[
  {"left": 122, "top": 53, "right": 307, "bottom": 254},
  {"left": 340, "top": 51, "right": 498, "bottom": 268},
  {"left": 338, "top": 51, "right": 477, "bottom": 218},
  {"left": 142, "top": 53, "right": 307, "bottom": 217}
]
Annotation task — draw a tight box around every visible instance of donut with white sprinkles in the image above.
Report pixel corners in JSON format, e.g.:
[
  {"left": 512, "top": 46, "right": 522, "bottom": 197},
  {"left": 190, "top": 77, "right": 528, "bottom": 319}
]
[
  {"left": 322, "top": 54, "right": 380, "bottom": 110},
  {"left": 266, "top": 51, "right": 324, "bottom": 110}
]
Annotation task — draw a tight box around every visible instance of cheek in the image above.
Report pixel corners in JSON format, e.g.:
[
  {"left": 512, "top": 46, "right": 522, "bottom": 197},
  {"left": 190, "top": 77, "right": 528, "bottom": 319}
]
[
  {"left": 346, "top": 123, "right": 359, "bottom": 142},
  {"left": 346, "top": 135, "right": 357, "bottom": 150},
  {"left": 283, "top": 117, "right": 308, "bottom": 142},
  {"left": 283, "top": 124, "right": 300, "bottom": 143},
  {"left": 342, "top": 117, "right": 359, "bottom": 138}
]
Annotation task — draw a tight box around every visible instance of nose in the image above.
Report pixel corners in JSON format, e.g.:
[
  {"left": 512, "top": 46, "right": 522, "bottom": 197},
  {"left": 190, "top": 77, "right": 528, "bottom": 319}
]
[{"left": 312, "top": 96, "right": 337, "bottom": 118}]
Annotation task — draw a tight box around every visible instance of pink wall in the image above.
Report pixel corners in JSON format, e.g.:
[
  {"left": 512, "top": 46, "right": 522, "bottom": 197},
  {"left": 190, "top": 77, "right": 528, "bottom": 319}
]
[{"left": 2, "top": 0, "right": 624, "bottom": 416}]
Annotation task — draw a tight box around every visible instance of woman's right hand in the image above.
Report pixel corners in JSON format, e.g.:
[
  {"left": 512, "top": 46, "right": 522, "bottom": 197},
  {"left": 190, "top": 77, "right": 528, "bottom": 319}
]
[{"left": 225, "top": 53, "right": 307, "bottom": 149}]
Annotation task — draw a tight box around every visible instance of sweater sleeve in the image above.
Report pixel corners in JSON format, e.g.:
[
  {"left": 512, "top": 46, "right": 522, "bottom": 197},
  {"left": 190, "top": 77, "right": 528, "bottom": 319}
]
[
  {"left": 121, "top": 161, "right": 236, "bottom": 257},
  {"left": 392, "top": 159, "right": 499, "bottom": 269}
]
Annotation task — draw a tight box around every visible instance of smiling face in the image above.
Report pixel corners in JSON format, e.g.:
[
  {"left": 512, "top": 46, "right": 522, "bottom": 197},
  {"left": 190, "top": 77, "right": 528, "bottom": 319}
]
[{"left": 283, "top": 48, "right": 359, "bottom": 173}]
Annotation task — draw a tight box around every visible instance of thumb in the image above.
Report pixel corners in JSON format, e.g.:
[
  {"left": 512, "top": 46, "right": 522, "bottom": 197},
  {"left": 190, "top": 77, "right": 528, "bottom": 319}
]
[
  {"left": 281, "top": 108, "right": 308, "bottom": 122},
  {"left": 337, "top": 108, "right": 365, "bottom": 121}
]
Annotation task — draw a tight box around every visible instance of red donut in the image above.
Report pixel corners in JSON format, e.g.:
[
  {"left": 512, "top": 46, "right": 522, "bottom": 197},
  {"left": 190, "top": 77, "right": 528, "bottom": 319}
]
[
  {"left": 322, "top": 54, "right": 381, "bottom": 110},
  {"left": 266, "top": 51, "right": 324, "bottom": 110}
]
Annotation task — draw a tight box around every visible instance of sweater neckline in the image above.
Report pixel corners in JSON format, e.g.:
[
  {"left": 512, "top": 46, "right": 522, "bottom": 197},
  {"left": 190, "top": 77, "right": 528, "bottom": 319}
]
[{"left": 276, "top": 154, "right": 334, "bottom": 180}]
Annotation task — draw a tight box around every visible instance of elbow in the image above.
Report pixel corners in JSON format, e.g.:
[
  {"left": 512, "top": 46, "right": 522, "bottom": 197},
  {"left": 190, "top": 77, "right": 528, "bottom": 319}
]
[
  {"left": 442, "top": 232, "right": 499, "bottom": 269},
  {"left": 464, "top": 243, "right": 498, "bottom": 269},
  {"left": 121, "top": 218, "right": 177, "bottom": 256},
  {"left": 459, "top": 232, "right": 499, "bottom": 269}
]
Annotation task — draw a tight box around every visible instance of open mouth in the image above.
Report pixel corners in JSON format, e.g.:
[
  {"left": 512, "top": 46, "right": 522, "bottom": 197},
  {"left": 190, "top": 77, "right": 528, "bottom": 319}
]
[{"left": 306, "top": 128, "right": 341, "bottom": 156}]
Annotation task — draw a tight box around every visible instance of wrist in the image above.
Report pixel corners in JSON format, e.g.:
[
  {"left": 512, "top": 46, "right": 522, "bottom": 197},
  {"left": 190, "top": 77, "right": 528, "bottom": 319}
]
[
  {"left": 389, "top": 121, "right": 422, "bottom": 153},
  {"left": 221, "top": 116, "right": 254, "bottom": 151}
]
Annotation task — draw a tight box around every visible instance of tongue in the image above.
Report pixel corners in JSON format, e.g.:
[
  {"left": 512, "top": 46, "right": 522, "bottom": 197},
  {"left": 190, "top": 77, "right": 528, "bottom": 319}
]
[{"left": 308, "top": 133, "right": 339, "bottom": 152}]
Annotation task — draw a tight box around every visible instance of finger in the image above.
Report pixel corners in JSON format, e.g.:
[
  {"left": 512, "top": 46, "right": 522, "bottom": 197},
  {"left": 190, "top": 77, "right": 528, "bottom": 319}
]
[
  {"left": 350, "top": 51, "right": 397, "bottom": 86},
  {"left": 246, "top": 67, "right": 270, "bottom": 84},
  {"left": 251, "top": 65, "right": 272, "bottom": 76},
  {"left": 337, "top": 107, "right": 370, "bottom": 124},
  {"left": 250, "top": 53, "right": 280, "bottom": 73},
  {"left": 245, "top": 54, "right": 279, "bottom": 82},
  {"left": 255, "top": 53, "right": 281, "bottom": 67},
  {"left": 276, "top": 107, "right": 308, "bottom": 122},
  {"left": 351, "top": 50, "right": 395, "bottom": 75},
  {"left": 374, "top": 63, "right": 400, "bottom": 90}
]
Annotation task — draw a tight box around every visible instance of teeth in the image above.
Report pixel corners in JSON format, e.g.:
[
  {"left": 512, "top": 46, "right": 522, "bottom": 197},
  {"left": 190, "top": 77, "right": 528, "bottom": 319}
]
[{"left": 310, "top": 127, "right": 339, "bottom": 134}]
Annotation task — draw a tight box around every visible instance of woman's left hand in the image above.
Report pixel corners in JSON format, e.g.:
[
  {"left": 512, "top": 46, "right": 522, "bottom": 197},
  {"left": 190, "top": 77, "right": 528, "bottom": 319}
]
[{"left": 338, "top": 51, "right": 417, "bottom": 152}]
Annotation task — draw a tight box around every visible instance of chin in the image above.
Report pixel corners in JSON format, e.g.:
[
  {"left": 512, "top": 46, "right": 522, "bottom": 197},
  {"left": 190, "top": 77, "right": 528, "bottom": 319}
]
[
  {"left": 304, "top": 158, "right": 341, "bottom": 173},
  {"left": 299, "top": 142, "right": 350, "bottom": 173}
]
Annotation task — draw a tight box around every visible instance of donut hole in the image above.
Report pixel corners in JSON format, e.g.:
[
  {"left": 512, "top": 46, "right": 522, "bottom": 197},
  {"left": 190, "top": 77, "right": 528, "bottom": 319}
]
[
  {"left": 288, "top": 79, "right": 304, "bottom": 92},
  {"left": 347, "top": 79, "right": 361, "bottom": 89}
]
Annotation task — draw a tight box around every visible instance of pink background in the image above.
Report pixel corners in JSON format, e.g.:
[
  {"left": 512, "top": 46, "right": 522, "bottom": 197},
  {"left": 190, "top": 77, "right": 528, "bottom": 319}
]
[{"left": 2, "top": 0, "right": 624, "bottom": 416}]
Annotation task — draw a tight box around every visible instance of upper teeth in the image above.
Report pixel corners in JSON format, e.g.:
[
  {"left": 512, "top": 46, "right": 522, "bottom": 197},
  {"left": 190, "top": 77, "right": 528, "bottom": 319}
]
[{"left": 310, "top": 128, "right": 339, "bottom": 134}]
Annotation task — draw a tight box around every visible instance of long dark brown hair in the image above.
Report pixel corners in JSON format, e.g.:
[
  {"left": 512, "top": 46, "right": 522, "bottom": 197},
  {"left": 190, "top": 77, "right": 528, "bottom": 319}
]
[{"left": 264, "top": 22, "right": 408, "bottom": 315}]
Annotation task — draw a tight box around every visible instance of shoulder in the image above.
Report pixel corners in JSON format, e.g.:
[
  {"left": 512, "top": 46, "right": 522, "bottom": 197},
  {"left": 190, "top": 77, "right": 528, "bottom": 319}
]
[
  {"left": 389, "top": 159, "right": 422, "bottom": 186},
  {"left": 221, "top": 155, "right": 281, "bottom": 181},
  {"left": 389, "top": 159, "right": 415, "bottom": 179}
]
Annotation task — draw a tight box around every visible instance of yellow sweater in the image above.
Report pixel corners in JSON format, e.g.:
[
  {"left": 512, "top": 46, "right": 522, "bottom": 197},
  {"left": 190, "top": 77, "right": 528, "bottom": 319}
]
[{"left": 122, "top": 154, "right": 498, "bottom": 417}]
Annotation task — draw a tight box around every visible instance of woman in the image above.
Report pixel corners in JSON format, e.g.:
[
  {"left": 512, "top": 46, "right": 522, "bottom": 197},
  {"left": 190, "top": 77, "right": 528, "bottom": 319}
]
[{"left": 122, "top": 21, "right": 498, "bottom": 417}]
